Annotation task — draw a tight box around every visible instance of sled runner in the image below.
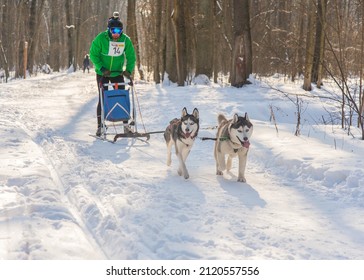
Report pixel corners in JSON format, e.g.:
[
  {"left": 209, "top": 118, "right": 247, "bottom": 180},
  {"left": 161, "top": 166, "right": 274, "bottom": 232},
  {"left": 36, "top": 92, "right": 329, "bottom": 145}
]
[{"left": 92, "top": 80, "right": 151, "bottom": 142}]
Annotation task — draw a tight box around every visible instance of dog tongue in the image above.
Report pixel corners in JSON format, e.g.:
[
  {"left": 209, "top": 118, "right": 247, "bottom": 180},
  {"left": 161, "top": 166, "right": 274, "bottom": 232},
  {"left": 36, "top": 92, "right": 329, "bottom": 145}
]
[
  {"left": 185, "top": 132, "right": 191, "bottom": 138},
  {"left": 243, "top": 141, "right": 250, "bottom": 148}
]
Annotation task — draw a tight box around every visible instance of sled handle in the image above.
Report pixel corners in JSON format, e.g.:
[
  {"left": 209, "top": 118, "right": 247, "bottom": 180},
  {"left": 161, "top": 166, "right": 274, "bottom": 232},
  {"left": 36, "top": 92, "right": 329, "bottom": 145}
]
[{"left": 102, "top": 82, "right": 131, "bottom": 87}]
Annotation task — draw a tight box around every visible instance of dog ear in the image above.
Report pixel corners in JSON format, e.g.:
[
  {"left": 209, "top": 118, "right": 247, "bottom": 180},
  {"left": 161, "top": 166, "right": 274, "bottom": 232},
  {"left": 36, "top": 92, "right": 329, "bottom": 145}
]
[
  {"left": 192, "top": 108, "right": 199, "bottom": 119},
  {"left": 233, "top": 113, "right": 239, "bottom": 123},
  {"left": 182, "top": 107, "right": 188, "bottom": 117},
  {"left": 244, "top": 112, "right": 249, "bottom": 120}
]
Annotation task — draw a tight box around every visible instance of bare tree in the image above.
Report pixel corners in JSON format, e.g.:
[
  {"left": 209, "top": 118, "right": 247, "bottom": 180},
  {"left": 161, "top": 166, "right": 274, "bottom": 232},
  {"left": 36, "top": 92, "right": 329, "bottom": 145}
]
[
  {"left": 322, "top": 0, "right": 364, "bottom": 139},
  {"left": 312, "top": 0, "right": 327, "bottom": 88},
  {"left": 27, "top": 0, "right": 46, "bottom": 75},
  {"left": 303, "top": 0, "right": 315, "bottom": 91},
  {"left": 73, "top": 0, "right": 83, "bottom": 71},
  {"left": 212, "top": 0, "right": 221, "bottom": 83},
  {"left": 360, "top": 0, "right": 364, "bottom": 133},
  {"left": 288, "top": 1, "right": 305, "bottom": 81},
  {"left": 15, "top": 1, "right": 28, "bottom": 78},
  {"left": 172, "top": 0, "right": 187, "bottom": 86},
  {"left": 153, "top": 0, "right": 162, "bottom": 83},
  {"left": 164, "top": 0, "right": 177, "bottom": 83},
  {"left": 195, "top": 0, "right": 213, "bottom": 78},
  {"left": 1, "top": 0, "right": 11, "bottom": 80},
  {"left": 230, "top": 0, "right": 252, "bottom": 87},
  {"left": 48, "top": 0, "right": 63, "bottom": 71},
  {"left": 65, "top": 0, "right": 75, "bottom": 69},
  {"left": 127, "top": 0, "right": 144, "bottom": 79},
  {"left": 0, "top": 40, "right": 9, "bottom": 81}
]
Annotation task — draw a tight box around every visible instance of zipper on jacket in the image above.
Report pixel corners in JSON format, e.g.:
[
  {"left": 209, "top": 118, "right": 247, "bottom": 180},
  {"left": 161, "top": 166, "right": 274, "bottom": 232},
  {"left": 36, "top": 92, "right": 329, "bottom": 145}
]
[{"left": 110, "top": 56, "right": 114, "bottom": 73}]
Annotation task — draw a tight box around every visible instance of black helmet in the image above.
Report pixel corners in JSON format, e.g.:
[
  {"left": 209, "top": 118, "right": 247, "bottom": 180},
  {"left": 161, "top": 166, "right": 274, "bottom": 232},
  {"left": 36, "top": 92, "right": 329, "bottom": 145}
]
[{"left": 108, "top": 11, "right": 123, "bottom": 29}]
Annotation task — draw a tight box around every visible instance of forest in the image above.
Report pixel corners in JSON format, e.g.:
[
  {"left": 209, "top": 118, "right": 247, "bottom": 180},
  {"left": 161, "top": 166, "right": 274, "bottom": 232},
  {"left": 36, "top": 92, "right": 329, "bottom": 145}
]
[{"left": 0, "top": 0, "right": 364, "bottom": 138}]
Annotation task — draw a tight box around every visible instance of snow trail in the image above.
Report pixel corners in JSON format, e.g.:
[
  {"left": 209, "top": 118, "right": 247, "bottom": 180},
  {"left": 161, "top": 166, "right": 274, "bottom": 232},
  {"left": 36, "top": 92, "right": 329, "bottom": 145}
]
[{"left": 1, "top": 72, "right": 364, "bottom": 259}]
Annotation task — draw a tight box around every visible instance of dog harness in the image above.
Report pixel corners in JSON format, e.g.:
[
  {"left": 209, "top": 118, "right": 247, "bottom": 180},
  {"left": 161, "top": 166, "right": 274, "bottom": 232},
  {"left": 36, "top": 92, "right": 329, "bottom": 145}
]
[{"left": 218, "top": 126, "right": 250, "bottom": 153}]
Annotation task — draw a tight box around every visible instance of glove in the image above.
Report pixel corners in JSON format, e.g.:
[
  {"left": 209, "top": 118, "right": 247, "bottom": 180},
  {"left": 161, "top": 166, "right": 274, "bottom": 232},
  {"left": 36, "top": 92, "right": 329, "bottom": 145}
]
[
  {"left": 100, "top": 67, "right": 111, "bottom": 77},
  {"left": 122, "top": 70, "right": 131, "bottom": 79}
]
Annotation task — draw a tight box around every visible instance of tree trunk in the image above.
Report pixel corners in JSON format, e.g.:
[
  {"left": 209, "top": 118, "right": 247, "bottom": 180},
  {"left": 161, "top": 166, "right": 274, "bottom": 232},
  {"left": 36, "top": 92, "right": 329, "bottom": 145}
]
[
  {"left": 231, "top": 0, "right": 252, "bottom": 87},
  {"left": 127, "top": 0, "right": 144, "bottom": 79},
  {"left": 65, "top": 0, "right": 74, "bottom": 69},
  {"left": 27, "top": 0, "right": 46, "bottom": 75},
  {"left": 277, "top": 0, "right": 288, "bottom": 75},
  {"left": 184, "top": 0, "right": 195, "bottom": 83},
  {"left": 212, "top": 0, "right": 219, "bottom": 83},
  {"left": 312, "top": 0, "right": 327, "bottom": 88},
  {"left": 1, "top": 0, "right": 11, "bottom": 80},
  {"left": 15, "top": 1, "right": 27, "bottom": 78},
  {"left": 50, "top": 0, "right": 61, "bottom": 71},
  {"left": 172, "top": 0, "right": 187, "bottom": 86},
  {"left": 160, "top": 0, "right": 167, "bottom": 82},
  {"left": 316, "top": 0, "right": 327, "bottom": 88},
  {"left": 243, "top": 0, "right": 253, "bottom": 77},
  {"left": 303, "top": 0, "right": 315, "bottom": 91},
  {"left": 195, "top": 0, "right": 213, "bottom": 78},
  {"left": 153, "top": 0, "right": 162, "bottom": 83},
  {"left": 0, "top": 41, "right": 10, "bottom": 82},
  {"left": 165, "top": 0, "right": 177, "bottom": 83},
  {"left": 74, "top": 0, "right": 83, "bottom": 72},
  {"left": 360, "top": 0, "right": 364, "bottom": 135},
  {"left": 232, "top": 35, "right": 246, "bottom": 87},
  {"left": 290, "top": 2, "right": 305, "bottom": 81}
]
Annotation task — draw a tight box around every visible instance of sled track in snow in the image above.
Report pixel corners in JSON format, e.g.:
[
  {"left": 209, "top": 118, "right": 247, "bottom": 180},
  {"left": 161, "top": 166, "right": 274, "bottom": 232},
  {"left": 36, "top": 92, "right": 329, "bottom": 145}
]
[
  {"left": 28, "top": 127, "right": 139, "bottom": 259},
  {"left": 14, "top": 120, "right": 108, "bottom": 259}
]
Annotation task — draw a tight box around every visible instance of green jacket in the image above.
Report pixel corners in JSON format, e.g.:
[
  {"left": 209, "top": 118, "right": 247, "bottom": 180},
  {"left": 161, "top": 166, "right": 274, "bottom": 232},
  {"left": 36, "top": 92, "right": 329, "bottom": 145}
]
[{"left": 89, "top": 31, "right": 136, "bottom": 77}]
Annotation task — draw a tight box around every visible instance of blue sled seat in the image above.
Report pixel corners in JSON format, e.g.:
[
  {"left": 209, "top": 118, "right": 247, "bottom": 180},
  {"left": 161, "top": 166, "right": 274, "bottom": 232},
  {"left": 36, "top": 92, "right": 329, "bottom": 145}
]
[{"left": 103, "top": 89, "right": 131, "bottom": 122}]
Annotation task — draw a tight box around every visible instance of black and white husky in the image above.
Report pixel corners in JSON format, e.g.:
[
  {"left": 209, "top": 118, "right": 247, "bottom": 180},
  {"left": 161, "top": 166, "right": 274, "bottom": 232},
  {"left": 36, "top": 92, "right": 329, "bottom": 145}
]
[
  {"left": 164, "top": 107, "right": 199, "bottom": 179},
  {"left": 214, "top": 113, "right": 253, "bottom": 182}
]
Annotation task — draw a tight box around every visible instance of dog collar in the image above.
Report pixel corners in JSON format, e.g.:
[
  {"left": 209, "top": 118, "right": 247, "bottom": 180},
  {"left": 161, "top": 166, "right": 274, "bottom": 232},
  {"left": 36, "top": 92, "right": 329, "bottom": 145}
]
[
  {"left": 180, "top": 137, "right": 194, "bottom": 147},
  {"left": 181, "top": 140, "right": 190, "bottom": 147},
  {"left": 230, "top": 142, "right": 244, "bottom": 153},
  {"left": 225, "top": 135, "right": 249, "bottom": 152}
]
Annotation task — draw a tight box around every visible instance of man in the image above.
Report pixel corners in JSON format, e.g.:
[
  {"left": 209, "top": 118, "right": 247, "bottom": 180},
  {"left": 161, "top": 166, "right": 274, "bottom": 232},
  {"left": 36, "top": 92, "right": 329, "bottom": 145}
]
[
  {"left": 89, "top": 12, "right": 136, "bottom": 136},
  {"left": 83, "top": 54, "right": 90, "bottom": 73}
]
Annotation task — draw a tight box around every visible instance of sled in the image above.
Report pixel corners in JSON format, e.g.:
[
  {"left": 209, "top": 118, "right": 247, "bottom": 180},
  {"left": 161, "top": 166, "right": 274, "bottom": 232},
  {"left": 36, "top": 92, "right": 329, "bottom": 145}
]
[{"left": 92, "top": 79, "right": 150, "bottom": 143}]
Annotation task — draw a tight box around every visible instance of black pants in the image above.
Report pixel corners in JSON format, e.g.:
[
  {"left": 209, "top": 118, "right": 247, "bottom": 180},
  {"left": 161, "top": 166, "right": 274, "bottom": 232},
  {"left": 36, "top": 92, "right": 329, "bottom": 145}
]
[{"left": 96, "top": 74, "right": 125, "bottom": 126}]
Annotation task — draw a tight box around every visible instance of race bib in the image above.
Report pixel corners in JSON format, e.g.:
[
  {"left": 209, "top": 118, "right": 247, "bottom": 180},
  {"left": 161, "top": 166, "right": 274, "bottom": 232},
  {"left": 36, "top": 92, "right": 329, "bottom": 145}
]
[{"left": 108, "top": 41, "right": 125, "bottom": 56}]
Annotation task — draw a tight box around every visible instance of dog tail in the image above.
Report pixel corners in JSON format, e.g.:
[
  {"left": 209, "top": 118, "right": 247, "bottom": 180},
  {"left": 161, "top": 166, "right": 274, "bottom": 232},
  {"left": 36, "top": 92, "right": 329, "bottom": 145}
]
[{"left": 217, "top": 114, "right": 227, "bottom": 125}]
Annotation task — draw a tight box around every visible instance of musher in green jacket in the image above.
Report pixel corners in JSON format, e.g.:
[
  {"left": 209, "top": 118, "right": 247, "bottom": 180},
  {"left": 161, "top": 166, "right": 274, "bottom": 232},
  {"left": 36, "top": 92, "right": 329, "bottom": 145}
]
[{"left": 89, "top": 12, "right": 136, "bottom": 136}]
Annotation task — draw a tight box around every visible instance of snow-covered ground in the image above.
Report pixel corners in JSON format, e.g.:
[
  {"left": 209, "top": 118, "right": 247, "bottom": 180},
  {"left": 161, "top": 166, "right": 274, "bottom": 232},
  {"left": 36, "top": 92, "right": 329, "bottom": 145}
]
[{"left": 1, "top": 71, "right": 364, "bottom": 261}]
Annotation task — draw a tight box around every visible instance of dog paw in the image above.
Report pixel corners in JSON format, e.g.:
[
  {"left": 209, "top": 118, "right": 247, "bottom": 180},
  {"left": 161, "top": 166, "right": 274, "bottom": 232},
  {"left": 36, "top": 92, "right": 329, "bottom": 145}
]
[
  {"left": 184, "top": 173, "right": 189, "bottom": 179},
  {"left": 216, "top": 170, "right": 223, "bottom": 175},
  {"left": 237, "top": 177, "right": 246, "bottom": 183}
]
